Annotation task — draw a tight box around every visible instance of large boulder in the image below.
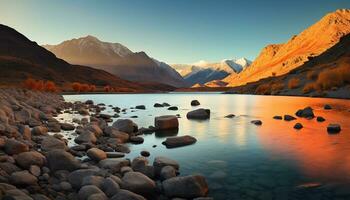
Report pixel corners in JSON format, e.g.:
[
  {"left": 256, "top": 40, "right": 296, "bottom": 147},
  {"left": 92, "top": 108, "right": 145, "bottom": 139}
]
[
  {"left": 98, "top": 159, "right": 130, "bottom": 173},
  {"left": 160, "top": 166, "right": 176, "bottom": 181},
  {"left": 10, "top": 170, "right": 38, "bottom": 186},
  {"left": 86, "top": 124, "right": 103, "bottom": 137},
  {"left": 60, "top": 123, "right": 75, "bottom": 131},
  {"left": 78, "top": 185, "right": 106, "bottom": 200},
  {"left": 104, "top": 127, "right": 129, "bottom": 143},
  {"left": 112, "top": 119, "right": 138, "bottom": 134},
  {"left": 186, "top": 109, "right": 210, "bottom": 120},
  {"left": 75, "top": 131, "right": 97, "bottom": 144},
  {"left": 162, "top": 175, "right": 208, "bottom": 198},
  {"left": 68, "top": 169, "right": 99, "bottom": 188},
  {"left": 110, "top": 189, "right": 146, "bottom": 200},
  {"left": 87, "top": 148, "right": 107, "bottom": 162},
  {"left": 15, "top": 151, "right": 45, "bottom": 169},
  {"left": 295, "top": 107, "right": 314, "bottom": 118},
  {"left": 46, "top": 150, "right": 80, "bottom": 172},
  {"left": 121, "top": 172, "right": 156, "bottom": 195},
  {"left": 327, "top": 124, "right": 341, "bottom": 133},
  {"left": 162, "top": 135, "right": 197, "bottom": 148},
  {"left": 154, "top": 115, "right": 179, "bottom": 130},
  {"left": 4, "top": 139, "right": 29, "bottom": 155},
  {"left": 101, "top": 177, "right": 120, "bottom": 197},
  {"left": 41, "top": 136, "right": 67, "bottom": 151},
  {"left": 31, "top": 126, "right": 48, "bottom": 135},
  {"left": 153, "top": 156, "right": 179, "bottom": 176}
]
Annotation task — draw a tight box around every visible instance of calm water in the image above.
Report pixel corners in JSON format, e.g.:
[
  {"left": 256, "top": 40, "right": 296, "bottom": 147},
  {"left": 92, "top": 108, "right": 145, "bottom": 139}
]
[{"left": 63, "top": 93, "right": 350, "bottom": 200}]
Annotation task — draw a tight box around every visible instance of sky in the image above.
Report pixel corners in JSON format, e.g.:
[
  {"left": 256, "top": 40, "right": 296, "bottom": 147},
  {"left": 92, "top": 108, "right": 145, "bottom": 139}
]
[{"left": 0, "top": 0, "right": 349, "bottom": 64}]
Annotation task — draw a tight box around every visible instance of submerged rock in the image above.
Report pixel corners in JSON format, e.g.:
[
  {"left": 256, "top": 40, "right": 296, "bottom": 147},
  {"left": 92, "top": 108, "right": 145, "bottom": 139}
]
[
  {"left": 187, "top": 109, "right": 210, "bottom": 120},
  {"left": 135, "top": 105, "right": 146, "bottom": 110},
  {"left": 162, "top": 175, "right": 208, "bottom": 198},
  {"left": 294, "top": 123, "right": 303, "bottom": 130},
  {"left": 191, "top": 100, "right": 200, "bottom": 106},
  {"left": 154, "top": 115, "right": 179, "bottom": 130},
  {"left": 295, "top": 107, "right": 314, "bottom": 119},
  {"left": 273, "top": 116, "right": 282, "bottom": 120},
  {"left": 162, "top": 135, "right": 197, "bottom": 148},
  {"left": 324, "top": 104, "right": 332, "bottom": 110},
  {"left": 327, "top": 124, "right": 341, "bottom": 133},
  {"left": 317, "top": 116, "right": 325, "bottom": 122},
  {"left": 121, "top": 172, "right": 156, "bottom": 195},
  {"left": 251, "top": 120, "right": 262, "bottom": 126},
  {"left": 225, "top": 114, "right": 235, "bottom": 118},
  {"left": 154, "top": 103, "right": 164, "bottom": 108},
  {"left": 168, "top": 106, "right": 178, "bottom": 111},
  {"left": 153, "top": 157, "right": 179, "bottom": 176},
  {"left": 112, "top": 119, "right": 138, "bottom": 134},
  {"left": 284, "top": 115, "right": 296, "bottom": 121}
]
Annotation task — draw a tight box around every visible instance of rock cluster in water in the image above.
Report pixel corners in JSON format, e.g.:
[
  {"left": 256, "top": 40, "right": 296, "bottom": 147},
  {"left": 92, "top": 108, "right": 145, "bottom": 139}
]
[{"left": 0, "top": 89, "right": 211, "bottom": 200}]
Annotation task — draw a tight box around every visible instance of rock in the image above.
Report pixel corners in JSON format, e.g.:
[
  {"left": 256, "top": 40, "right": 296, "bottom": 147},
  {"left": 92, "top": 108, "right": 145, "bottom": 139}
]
[
  {"left": 10, "top": 170, "right": 37, "bottom": 186},
  {"left": 0, "top": 162, "right": 21, "bottom": 174},
  {"left": 104, "top": 127, "right": 129, "bottom": 143},
  {"left": 112, "top": 119, "right": 138, "bottom": 134},
  {"left": 121, "top": 172, "right": 156, "bottom": 195},
  {"left": 88, "top": 193, "right": 108, "bottom": 200},
  {"left": 101, "top": 177, "right": 120, "bottom": 197},
  {"left": 135, "top": 105, "right": 146, "bottom": 110},
  {"left": 68, "top": 169, "right": 99, "bottom": 188},
  {"left": 85, "top": 100, "right": 94, "bottom": 105},
  {"left": 284, "top": 115, "right": 296, "bottom": 121},
  {"left": 154, "top": 103, "right": 164, "bottom": 108},
  {"left": 153, "top": 157, "right": 179, "bottom": 176},
  {"left": 41, "top": 136, "right": 67, "bottom": 151},
  {"left": 115, "top": 144, "right": 131, "bottom": 153},
  {"left": 48, "top": 122, "right": 61, "bottom": 132},
  {"left": 86, "top": 124, "right": 103, "bottom": 137},
  {"left": 168, "top": 106, "right": 178, "bottom": 111},
  {"left": 31, "top": 126, "right": 48, "bottom": 135},
  {"left": 121, "top": 166, "right": 133, "bottom": 176},
  {"left": 273, "top": 116, "right": 282, "bottom": 120},
  {"left": 98, "top": 159, "right": 130, "bottom": 173},
  {"left": 162, "top": 135, "right": 197, "bottom": 148},
  {"left": 160, "top": 166, "right": 176, "bottom": 181},
  {"left": 327, "top": 124, "right": 341, "bottom": 134},
  {"left": 191, "top": 100, "right": 200, "bottom": 106},
  {"left": 29, "top": 165, "right": 41, "bottom": 177},
  {"left": 18, "top": 125, "right": 31, "bottom": 140},
  {"left": 224, "top": 114, "right": 235, "bottom": 118},
  {"left": 251, "top": 120, "right": 262, "bottom": 126},
  {"left": 317, "top": 116, "right": 325, "bottom": 122},
  {"left": 60, "top": 181, "right": 72, "bottom": 191},
  {"left": 324, "top": 104, "right": 332, "bottom": 110},
  {"left": 110, "top": 189, "right": 146, "bottom": 200},
  {"left": 155, "top": 115, "right": 179, "bottom": 130},
  {"left": 295, "top": 107, "right": 314, "bottom": 118},
  {"left": 162, "top": 102, "right": 170, "bottom": 107},
  {"left": 78, "top": 108, "right": 89, "bottom": 116},
  {"left": 46, "top": 150, "right": 80, "bottom": 172},
  {"left": 78, "top": 185, "right": 105, "bottom": 200},
  {"left": 130, "top": 136, "right": 144, "bottom": 144},
  {"left": 60, "top": 123, "right": 75, "bottom": 131},
  {"left": 187, "top": 109, "right": 210, "bottom": 120},
  {"left": 75, "top": 131, "right": 97, "bottom": 144},
  {"left": 106, "top": 152, "right": 125, "bottom": 158},
  {"left": 294, "top": 123, "right": 303, "bottom": 130},
  {"left": 81, "top": 175, "right": 104, "bottom": 188},
  {"left": 4, "top": 139, "right": 29, "bottom": 155},
  {"left": 15, "top": 151, "right": 45, "bottom": 169},
  {"left": 162, "top": 175, "right": 208, "bottom": 198},
  {"left": 140, "top": 151, "right": 150, "bottom": 157},
  {"left": 87, "top": 148, "right": 107, "bottom": 162},
  {"left": 99, "top": 114, "right": 112, "bottom": 120}
]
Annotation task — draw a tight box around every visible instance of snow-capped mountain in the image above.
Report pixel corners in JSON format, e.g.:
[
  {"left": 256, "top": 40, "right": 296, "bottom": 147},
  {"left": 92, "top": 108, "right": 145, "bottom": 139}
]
[
  {"left": 43, "top": 36, "right": 187, "bottom": 88},
  {"left": 171, "top": 58, "right": 251, "bottom": 86}
]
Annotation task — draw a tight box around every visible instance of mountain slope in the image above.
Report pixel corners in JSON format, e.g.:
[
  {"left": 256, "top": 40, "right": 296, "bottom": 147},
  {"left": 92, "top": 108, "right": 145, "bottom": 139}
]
[
  {"left": 43, "top": 36, "right": 187, "bottom": 88},
  {"left": 224, "top": 9, "right": 350, "bottom": 87},
  {"left": 172, "top": 58, "right": 251, "bottom": 86},
  {"left": 0, "top": 24, "right": 142, "bottom": 90}
]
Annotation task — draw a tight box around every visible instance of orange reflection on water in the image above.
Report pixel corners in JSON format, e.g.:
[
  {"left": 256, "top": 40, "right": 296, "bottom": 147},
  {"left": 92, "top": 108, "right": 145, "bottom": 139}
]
[{"left": 254, "top": 96, "right": 350, "bottom": 183}]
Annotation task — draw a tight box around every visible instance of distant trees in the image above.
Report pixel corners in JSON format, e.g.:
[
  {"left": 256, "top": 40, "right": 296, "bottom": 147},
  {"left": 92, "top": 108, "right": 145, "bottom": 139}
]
[
  {"left": 23, "top": 78, "right": 58, "bottom": 92},
  {"left": 71, "top": 82, "right": 97, "bottom": 92}
]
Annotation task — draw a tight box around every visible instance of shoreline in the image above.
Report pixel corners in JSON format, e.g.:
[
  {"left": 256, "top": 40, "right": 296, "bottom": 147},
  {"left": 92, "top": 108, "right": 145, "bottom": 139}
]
[{"left": 0, "top": 88, "right": 211, "bottom": 199}]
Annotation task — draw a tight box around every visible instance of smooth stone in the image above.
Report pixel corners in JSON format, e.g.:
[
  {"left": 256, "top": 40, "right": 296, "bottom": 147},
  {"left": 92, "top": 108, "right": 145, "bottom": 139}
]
[
  {"left": 41, "top": 136, "right": 67, "bottom": 151},
  {"left": 75, "top": 131, "right": 97, "bottom": 144},
  {"left": 110, "top": 189, "right": 146, "bottom": 200},
  {"left": 154, "top": 103, "right": 164, "bottom": 108},
  {"left": 87, "top": 148, "right": 107, "bottom": 162},
  {"left": 46, "top": 150, "right": 80, "bottom": 172},
  {"left": 106, "top": 152, "right": 125, "bottom": 158},
  {"left": 294, "top": 123, "right": 303, "bottom": 130},
  {"left": 327, "top": 124, "right": 341, "bottom": 134},
  {"left": 168, "top": 106, "right": 178, "bottom": 111},
  {"left": 99, "top": 113, "right": 112, "bottom": 120},
  {"left": 86, "top": 124, "right": 103, "bottom": 137},
  {"left": 153, "top": 156, "right": 179, "bottom": 176},
  {"left": 98, "top": 159, "right": 130, "bottom": 173},
  {"left": 60, "top": 123, "right": 75, "bottom": 131},
  {"left": 0, "top": 162, "right": 21, "bottom": 174},
  {"left": 130, "top": 136, "right": 144, "bottom": 144},
  {"left": 295, "top": 107, "right": 314, "bottom": 118},
  {"left": 273, "top": 116, "right": 282, "bottom": 120},
  {"left": 160, "top": 166, "right": 176, "bottom": 181},
  {"left": 121, "top": 172, "right": 156, "bottom": 195},
  {"left": 162, "top": 175, "right": 208, "bottom": 198},
  {"left": 31, "top": 126, "right": 48, "bottom": 135},
  {"left": 88, "top": 193, "right": 108, "bottom": 200},
  {"left": 10, "top": 170, "right": 38, "bottom": 186},
  {"left": 135, "top": 105, "right": 146, "bottom": 110},
  {"left": 112, "top": 119, "right": 138, "bottom": 134},
  {"left": 154, "top": 115, "right": 179, "bottom": 130},
  {"left": 187, "top": 109, "right": 210, "bottom": 120},
  {"left": 284, "top": 115, "right": 296, "bottom": 121},
  {"left": 140, "top": 151, "right": 150, "bottom": 157},
  {"left": 4, "top": 139, "right": 29, "bottom": 155},
  {"left": 78, "top": 185, "right": 105, "bottom": 200},
  {"left": 29, "top": 165, "right": 41, "bottom": 177},
  {"left": 101, "top": 177, "right": 120, "bottom": 197},
  {"left": 68, "top": 169, "right": 99, "bottom": 188},
  {"left": 324, "top": 104, "right": 332, "bottom": 110},
  {"left": 191, "top": 100, "right": 200, "bottom": 106},
  {"left": 251, "top": 120, "right": 262, "bottom": 126},
  {"left": 15, "top": 151, "right": 45, "bottom": 169},
  {"left": 81, "top": 175, "right": 104, "bottom": 188},
  {"left": 60, "top": 181, "right": 72, "bottom": 191},
  {"left": 224, "top": 114, "right": 235, "bottom": 118},
  {"left": 162, "top": 135, "right": 197, "bottom": 148},
  {"left": 317, "top": 116, "right": 325, "bottom": 122}
]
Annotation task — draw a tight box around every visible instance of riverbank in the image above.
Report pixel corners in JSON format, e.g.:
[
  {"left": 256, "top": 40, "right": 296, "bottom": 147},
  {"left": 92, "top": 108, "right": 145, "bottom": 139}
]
[{"left": 0, "top": 88, "right": 211, "bottom": 200}]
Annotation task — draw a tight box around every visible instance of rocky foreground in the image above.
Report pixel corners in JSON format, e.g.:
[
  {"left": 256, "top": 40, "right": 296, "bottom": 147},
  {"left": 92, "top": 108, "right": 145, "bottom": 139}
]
[{"left": 0, "top": 89, "right": 211, "bottom": 200}]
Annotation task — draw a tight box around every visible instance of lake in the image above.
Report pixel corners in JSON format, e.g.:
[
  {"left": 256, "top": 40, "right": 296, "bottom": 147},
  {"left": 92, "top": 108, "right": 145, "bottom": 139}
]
[{"left": 63, "top": 93, "right": 350, "bottom": 200}]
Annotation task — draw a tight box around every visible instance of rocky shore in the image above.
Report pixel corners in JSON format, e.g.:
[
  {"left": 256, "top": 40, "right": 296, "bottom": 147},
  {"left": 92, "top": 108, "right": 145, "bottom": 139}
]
[{"left": 0, "top": 89, "right": 211, "bottom": 200}]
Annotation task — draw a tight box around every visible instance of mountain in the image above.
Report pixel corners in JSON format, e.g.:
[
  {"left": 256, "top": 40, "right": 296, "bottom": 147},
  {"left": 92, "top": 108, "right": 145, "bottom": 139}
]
[
  {"left": 43, "top": 36, "right": 187, "bottom": 88},
  {"left": 0, "top": 24, "right": 144, "bottom": 90},
  {"left": 223, "top": 9, "right": 350, "bottom": 87},
  {"left": 227, "top": 32, "right": 350, "bottom": 98},
  {"left": 172, "top": 58, "right": 251, "bottom": 86}
]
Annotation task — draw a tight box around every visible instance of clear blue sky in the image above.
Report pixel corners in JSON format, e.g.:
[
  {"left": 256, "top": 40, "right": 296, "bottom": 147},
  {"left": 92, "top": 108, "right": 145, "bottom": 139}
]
[{"left": 0, "top": 0, "right": 349, "bottom": 63}]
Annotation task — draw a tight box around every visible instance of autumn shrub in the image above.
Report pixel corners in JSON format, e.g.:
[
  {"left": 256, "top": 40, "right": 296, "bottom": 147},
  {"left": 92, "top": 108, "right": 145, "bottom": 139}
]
[
  {"left": 288, "top": 78, "right": 300, "bottom": 89},
  {"left": 44, "top": 81, "right": 57, "bottom": 92},
  {"left": 316, "top": 63, "right": 350, "bottom": 90},
  {"left": 104, "top": 85, "right": 112, "bottom": 92},
  {"left": 24, "top": 78, "right": 57, "bottom": 92},
  {"left": 71, "top": 82, "right": 81, "bottom": 92},
  {"left": 24, "top": 78, "right": 37, "bottom": 90},
  {"left": 89, "top": 85, "right": 96, "bottom": 92},
  {"left": 306, "top": 71, "right": 318, "bottom": 80},
  {"left": 271, "top": 82, "right": 284, "bottom": 92},
  {"left": 302, "top": 82, "right": 317, "bottom": 94},
  {"left": 255, "top": 83, "right": 271, "bottom": 95}
]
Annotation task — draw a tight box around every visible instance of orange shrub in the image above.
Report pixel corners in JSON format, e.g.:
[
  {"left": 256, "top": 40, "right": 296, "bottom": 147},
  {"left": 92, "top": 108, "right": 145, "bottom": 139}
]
[
  {"left": 271, "top": 82, "right": 284, "bottom": 92},
  {"left": 306, "top": 71, "right": 318, "bottom": 80},
  {"left": 316, "top": 63, "right": 350, "bottom": 90},
  {"left": 24, "top": 78, "right": 37, "bottom": 90},
  {"left": 288, "top": 78, "right": 300, "bottom": 89},
  {"left": 24, "top": 78, "right": 57, "bottom": 92},
  {"left": 71, "top": 82, "right": 81, "bottom": 92},
  {"left": 44, "top": 81, "right": 57, "bottom": 92},
  {"left": 104, "top": 85, "right": 112, "bottom": 92},
  {"left": 255, "top": 83, "right": 271, "bottom": 95},
  {"left": 303, "top": 82, "right": 317, "bottom": 94},
  {"left": 79, "top": 84, "right": 90, "bottom": 92},
  {"left": 89, "top": 85, "right": 96, "bottom": 92}
]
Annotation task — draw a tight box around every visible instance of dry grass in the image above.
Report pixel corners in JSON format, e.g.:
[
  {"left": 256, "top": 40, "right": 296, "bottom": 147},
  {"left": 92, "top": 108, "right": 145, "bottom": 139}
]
[
  {"left": 316, "top": 63, "right": 350, "bottom": 90},
  {"left": 288, "top": 78, "right": 300, "bottom": 89}
]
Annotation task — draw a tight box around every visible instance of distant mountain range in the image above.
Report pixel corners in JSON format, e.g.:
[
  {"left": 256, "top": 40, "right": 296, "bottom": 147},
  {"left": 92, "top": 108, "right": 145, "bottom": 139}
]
[
  {"left": 172, "top": 58, "right": 251, "bottom": 86},
  {"left": 0, "top": 24, "right": 145, "bottom": 90},
  {"left": 43, "top": 36, "right": 187, "bottom": 88}
]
